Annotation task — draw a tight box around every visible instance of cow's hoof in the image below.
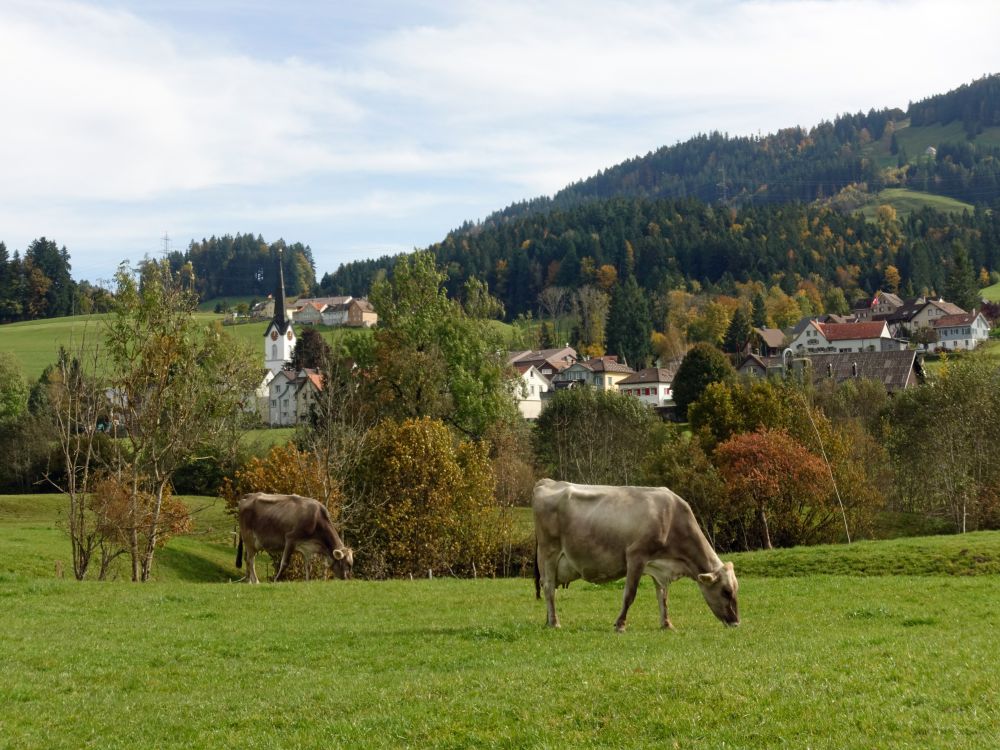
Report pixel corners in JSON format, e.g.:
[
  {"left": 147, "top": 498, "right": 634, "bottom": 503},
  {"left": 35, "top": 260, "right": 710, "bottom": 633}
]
[
  {"left": 614, "top": 623, "right": 627, "bottom": 633},
  {"left": 546, "top": 621, "right": 561, "bottom": 629},
  {"left": 662, "top": 621, "right": 675, "bottom": 631}
]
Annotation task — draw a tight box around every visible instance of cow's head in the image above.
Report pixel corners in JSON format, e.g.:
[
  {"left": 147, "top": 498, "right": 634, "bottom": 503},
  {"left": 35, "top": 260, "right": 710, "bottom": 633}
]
[
  {"left": 696, "top": 562, "right": 740, "bottom": 626},
  {"left": 331, "top": 546, "right": 354, "bottom": 580}
]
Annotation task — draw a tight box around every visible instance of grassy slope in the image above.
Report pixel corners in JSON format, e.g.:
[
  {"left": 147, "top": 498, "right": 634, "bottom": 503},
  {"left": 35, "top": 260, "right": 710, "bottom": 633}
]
[
  {"left": 860, "top": 187, "right": 974, "bottom": 220},
  {"left": 0, "top": 312, "right": 375, "bottom": 382},
  {"left": 3, "top": 493, "right": 1000, "bottom": 747}
]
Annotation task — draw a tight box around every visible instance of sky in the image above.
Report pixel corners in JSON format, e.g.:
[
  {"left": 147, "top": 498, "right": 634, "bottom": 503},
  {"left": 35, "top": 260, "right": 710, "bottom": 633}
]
[{"left": 1, "top": 0, "right": 999, "bottom": 284}]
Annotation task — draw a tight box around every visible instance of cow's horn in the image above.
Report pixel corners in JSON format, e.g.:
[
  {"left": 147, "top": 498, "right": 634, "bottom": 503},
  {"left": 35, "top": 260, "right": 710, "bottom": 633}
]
[{"left": 333, "top": 548, "right": 345, "bottom": 560}]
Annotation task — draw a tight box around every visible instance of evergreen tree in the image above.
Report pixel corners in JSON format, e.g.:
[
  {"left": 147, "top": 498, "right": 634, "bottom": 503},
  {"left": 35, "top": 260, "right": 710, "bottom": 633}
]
[
  {"left": 944, "top": 241, "right": 980, "bottom": 311},
  {"left": 605, "top": 276, "right": 652, "bottom": 368},
  {"left": 751, "top": 292, "right": 767, "bottom": 328},
  {"left": 722, "top": 306, "right": 753, "bottom": 355},
  {"left": 539, "top": 321, "right": 554, "bottom": 349},
  {"left": 290, "top": 327, "right": 331, "bottom": 371}
]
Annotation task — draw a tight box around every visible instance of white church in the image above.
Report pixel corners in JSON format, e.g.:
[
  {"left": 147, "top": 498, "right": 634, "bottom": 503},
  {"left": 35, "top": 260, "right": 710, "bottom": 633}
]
[{"left": 254, "top": 253, "right": 324, "bottom": 426}]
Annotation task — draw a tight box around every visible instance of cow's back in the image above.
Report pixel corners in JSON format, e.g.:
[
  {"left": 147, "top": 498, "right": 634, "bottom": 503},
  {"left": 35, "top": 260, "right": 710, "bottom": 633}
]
[
  {"left": 238, "top": 493, "right": 321, "bottom": 551},
  {"left": 533, "top": 479, "right": 684, "bottom": 583}
]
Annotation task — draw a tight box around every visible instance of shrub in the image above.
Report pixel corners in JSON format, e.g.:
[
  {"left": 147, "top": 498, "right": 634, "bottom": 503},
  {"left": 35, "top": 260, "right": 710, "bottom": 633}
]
[{"left": 346, "top": 417, "right": 504, "bottom": 578}]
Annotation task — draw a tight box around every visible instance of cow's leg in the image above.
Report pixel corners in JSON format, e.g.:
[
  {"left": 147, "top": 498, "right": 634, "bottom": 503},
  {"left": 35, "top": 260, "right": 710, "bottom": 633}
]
[
  {"left": 614, "top": 555, "right": 645, "bottom": 633},
  {"left": 246, "top": 546, "right": 259, "bottom": 584},
  {"left": 275, "top": 538, "right": 296, "bottom": 581},
  {"left": 656, "top": 582, "right": 674, "bottom": 630},
  {"left": 541, "top": 551, "right": 561, "bottom": 628},
  {"left": 302, "top": 554, "right": 311, "bottom": 582}
]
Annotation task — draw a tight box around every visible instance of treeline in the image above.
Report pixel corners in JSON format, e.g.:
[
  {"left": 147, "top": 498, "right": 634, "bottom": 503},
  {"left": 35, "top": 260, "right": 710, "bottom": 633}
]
[
  {"left": 325, "top": 196, "right": 1000, "bottom": 320},
  {"left": 0, "top": 233, "right": 318, "bottom": 325},
  {"left": 909, "top": 74, "right": 1000, "bottom": 132},
  {"left": 0, "top": 238, "right": 113, "bottom": 323},
  {"left": 171, "top": 234, "right": 316, "bottom": 301}
]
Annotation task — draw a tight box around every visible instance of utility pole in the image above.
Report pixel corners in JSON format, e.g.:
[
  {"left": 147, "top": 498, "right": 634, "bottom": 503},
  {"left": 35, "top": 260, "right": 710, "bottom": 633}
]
[{"left": 717, "top": 167, "right": 728, "bottom": 203}]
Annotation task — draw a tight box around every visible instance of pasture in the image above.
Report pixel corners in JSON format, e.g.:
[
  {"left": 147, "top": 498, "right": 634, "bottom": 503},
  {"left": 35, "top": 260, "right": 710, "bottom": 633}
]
[{"left": 2, "top": 494, "right": 1000, "bottom": 748}]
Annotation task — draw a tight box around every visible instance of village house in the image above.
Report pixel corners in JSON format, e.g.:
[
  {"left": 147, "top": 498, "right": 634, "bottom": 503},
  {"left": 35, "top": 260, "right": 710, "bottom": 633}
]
[
  {"left": 930, "top": 311, "right": 991, "bottom": 351},
  {"left": 751, "top": 327, "right": 787, "bottom": 357},
  {"left": 788, "top": 320, "right": 892, "bottom": 354},
  {"left": 738, "top": 350, "right": 922, "bottom": 392},
  {"left": 268, "top": 368, "right": 324, "bottom": 426},
  {"left": 550, "top": 355, "right": 635, "bottom": 391},
  {"left": 853, "top": 290, "right": 903, "bottom": 322},
  {"left": 508, "top": 347, "right": 577, "bottom": 380},
  {"left": 618, "top": 363, "right": 682, "bottom": 407},
  {"left": 507, "top": 360, "right": 552, "bottom": 420}
]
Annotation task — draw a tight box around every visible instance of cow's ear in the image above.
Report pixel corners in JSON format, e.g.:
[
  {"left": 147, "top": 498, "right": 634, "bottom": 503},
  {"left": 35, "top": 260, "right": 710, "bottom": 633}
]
[
  {"left": 333, "top": 548, "right": 345, "bottom": 560},
  {"left": 698, "top": 571, "right": 718, "bottom": 585}
]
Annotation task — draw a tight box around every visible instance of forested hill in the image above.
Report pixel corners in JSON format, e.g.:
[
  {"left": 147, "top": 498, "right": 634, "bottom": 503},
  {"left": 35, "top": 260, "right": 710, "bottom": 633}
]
[
  {"left": 319, "top": 75, "right": 1000, "bottom": 312},
  {"left": 322, "top": 196, "right": 1000, "bottom": 321},
  {"left": 485, "top": 74, "right": 1000, "bottom": 223}
]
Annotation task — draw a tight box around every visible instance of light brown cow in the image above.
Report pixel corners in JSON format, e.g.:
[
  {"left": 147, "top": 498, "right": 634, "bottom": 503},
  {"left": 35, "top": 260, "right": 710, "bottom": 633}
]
[
  {"left": 236, "top": 492, "right": 353, "bottom": 583},
  {"left": 533, "top": 479, "right": 739, "bottom": 631}
]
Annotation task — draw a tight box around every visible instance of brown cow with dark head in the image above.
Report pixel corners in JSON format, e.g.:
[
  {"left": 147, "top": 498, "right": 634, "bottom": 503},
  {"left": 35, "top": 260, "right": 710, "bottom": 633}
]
[{"left": 236, "top": 493, "right": 353, "bottom": 582}]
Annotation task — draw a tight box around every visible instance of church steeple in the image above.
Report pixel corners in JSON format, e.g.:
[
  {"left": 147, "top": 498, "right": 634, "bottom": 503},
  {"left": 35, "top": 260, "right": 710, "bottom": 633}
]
[
  {"left": 272, "top": 249, "right": 290, "bottom": 334},
  {"left": 264, "top": 249, "right": 296, "bottom": 375}
]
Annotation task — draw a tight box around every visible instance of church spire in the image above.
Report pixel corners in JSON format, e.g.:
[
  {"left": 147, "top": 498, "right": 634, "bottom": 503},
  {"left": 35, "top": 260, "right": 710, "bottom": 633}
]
[{"left": 272, "top": 249, "right": 289, "bottom": 334}]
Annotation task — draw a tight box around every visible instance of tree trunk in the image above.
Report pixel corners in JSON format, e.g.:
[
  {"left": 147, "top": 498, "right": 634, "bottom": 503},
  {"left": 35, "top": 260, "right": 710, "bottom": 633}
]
[{"left": 759, "top": 508, "right": 773, "bottom": 550}]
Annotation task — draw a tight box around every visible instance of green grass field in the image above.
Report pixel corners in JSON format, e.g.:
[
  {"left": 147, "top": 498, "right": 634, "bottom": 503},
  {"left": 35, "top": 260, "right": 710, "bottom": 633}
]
[
  {"left": 859, "top": 188, "right": 973, "bottom": 220},
  {"left": 2, "top": 493, "right": 1000, "bottom": 747},
  {"left": 0, "top": 312, "right": 375, "bottom": 383}
]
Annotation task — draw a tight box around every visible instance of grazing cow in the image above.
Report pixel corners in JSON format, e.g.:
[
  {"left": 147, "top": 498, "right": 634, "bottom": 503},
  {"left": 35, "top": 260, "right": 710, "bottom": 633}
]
[
  {"left": 236, "top": 493, "right": 353, "bottom": 583},
  {"left": 533, "top": 479, "right": 739, "bottom": 631}
]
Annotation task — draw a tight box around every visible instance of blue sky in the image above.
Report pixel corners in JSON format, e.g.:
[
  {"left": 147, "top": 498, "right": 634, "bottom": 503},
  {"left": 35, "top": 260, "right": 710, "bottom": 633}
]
[{"left": 1, "top": 0, "right": 999, "bottom": 284}]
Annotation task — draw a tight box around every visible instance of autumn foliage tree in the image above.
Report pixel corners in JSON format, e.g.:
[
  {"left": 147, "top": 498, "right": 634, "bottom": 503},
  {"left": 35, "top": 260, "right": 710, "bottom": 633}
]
[
  {"left": 714, "top": 429, "right": 834, "bottom": 550},
  {"left": 345, "top": 417, "right": 502, "bottom": 578}
]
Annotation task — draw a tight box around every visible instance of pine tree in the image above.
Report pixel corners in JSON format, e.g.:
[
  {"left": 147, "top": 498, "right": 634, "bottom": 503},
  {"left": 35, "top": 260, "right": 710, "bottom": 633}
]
[
  {"left": 605, "top": 276, "right": 652, "bottom": 369},
  {"left": 722, "top": 306, "right": 753, "bottom": 355},
  {"left": 944, "top": 241, "right": 980, "bottom": 311},
  {"left": 751, "top": 292, "right": 767, "bottom": 328}
]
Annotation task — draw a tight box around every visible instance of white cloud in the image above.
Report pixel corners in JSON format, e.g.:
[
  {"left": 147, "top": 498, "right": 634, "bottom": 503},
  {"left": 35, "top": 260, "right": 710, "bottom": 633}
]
[{"left": 1, "top": 0, "right": 998, "bottom": 280}]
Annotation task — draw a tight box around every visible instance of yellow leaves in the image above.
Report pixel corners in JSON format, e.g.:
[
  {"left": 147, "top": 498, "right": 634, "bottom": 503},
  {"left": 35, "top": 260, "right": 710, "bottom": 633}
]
[
  {"left": 221, "top": 443, "right": 337, "bottom": 518},
  {"left": 350, "top": 417, "right": 500, "bottom": 578}
]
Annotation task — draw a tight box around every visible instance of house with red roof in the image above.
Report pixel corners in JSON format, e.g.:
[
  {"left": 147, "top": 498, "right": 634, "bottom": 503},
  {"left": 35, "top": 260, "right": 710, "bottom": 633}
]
[
  {"left": 788, "top": 320, "right": 891, "bottom": 354},
  {"left": 930, "top": 311, "right": 990, "bottom": 351}
]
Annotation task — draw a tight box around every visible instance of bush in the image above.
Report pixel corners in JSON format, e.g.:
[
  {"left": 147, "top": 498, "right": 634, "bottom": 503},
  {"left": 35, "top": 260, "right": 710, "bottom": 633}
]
[{"left": 346, "top": 417, "right": 505, "bottom": 578}]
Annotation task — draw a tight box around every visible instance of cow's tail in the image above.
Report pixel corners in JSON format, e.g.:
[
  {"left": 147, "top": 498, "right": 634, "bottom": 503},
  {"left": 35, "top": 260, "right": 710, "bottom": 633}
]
[
  {"left": 534, "top": 542, "right": 540, "bottom": 599},
  {"left": 236, "top": 535, "right": 244, "bottom": 569}
]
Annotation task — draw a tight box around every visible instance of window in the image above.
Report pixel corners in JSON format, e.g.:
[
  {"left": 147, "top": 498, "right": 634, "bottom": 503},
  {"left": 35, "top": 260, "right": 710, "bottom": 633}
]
[{"left": 643, "top": 388, "right": 650, "bottom": 396}]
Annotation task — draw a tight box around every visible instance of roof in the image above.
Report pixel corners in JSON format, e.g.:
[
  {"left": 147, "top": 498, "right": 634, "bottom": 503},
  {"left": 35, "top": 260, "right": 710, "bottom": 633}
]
[
  {"left": 933, "top": 312, "right": 980, "bottom": 328},
  {"left": 293, "top": 295, "right": 353, "bottom": 308},
  {"left": 578, "top": 356, "right": 635, "bottom": 375},
  {"left": 926, "top": 299, "right": 966, "bottom": 316},
  {"left": 791, "top": 313, "right": 855, "bottom": 336},
  {"left": 508, "top": 347, "right": 578, "bottom": 371},
  {"left": 754, "top": 327, "right": 786, "bottom": 349},
  {"left": 795, "top": 350, "right": 919, "bottom": 392},
  {"left": 618, "top": 367, "right": 676, "bottom": 386},
  {"left": 814, "top": 321, "right": 888, "bottom": 341}
]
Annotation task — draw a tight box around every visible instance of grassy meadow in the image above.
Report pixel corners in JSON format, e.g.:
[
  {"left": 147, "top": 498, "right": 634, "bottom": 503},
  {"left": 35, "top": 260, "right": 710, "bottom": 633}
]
[{"left": 3, "top": 493, "right": 1000, "bottom": 748}]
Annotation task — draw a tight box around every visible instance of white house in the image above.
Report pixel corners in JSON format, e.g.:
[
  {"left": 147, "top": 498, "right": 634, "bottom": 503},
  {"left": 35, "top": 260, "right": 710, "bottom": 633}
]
[
  {"left": 931, "top": 311, "right": 991, "bottom": 351},
  {"left": 618, "top": 366, "right": 679, "bottom": 407},
  {"left": 511, "top": 363, "right": 551, "bottom": 420},
  {"left": 268, "top": 368, "right": 323, "bottom": 426},
  {"left": 789, "top": 320, "right": 891, "bottom": 354},
  {"left": 550, "top": 356, "right": 634, "bottom": 391}
]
